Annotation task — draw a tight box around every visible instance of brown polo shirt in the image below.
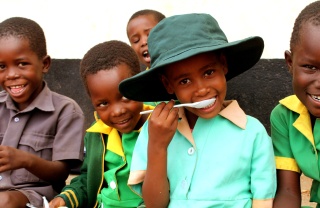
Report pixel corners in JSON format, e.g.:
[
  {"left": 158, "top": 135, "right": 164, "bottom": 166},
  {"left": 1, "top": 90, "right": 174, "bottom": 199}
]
[{"left": 0, "top": 82, "right": 85, "bottom": 199}]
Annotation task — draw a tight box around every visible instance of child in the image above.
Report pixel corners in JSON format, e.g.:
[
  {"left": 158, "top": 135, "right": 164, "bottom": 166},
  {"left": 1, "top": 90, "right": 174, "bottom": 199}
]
[
  {"left": 0, "top": 17, "right": 85, "bottom": 207},
  {"left": 49, "top": 40, "right": 154, "bottom": 208},
  {"left": 126, "top": 9, "right": 165, "bottom": 70},
  {"left": 119, "top": 13, "right": 276, "bottom": 207},
  {"left": 271, "top": 1, "right": 320, "bottom": 207}
]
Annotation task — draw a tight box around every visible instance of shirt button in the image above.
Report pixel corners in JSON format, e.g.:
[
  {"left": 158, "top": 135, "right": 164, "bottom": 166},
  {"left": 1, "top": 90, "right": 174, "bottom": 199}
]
[
  {"left": 14, "top": 117, "right": 19, "bottom": 122},
  {"left": 188, "top": 147, "right": 195, "bottom": 155},
  {"left": 110, "top": 181, "right": 117, "bottom": 189}
]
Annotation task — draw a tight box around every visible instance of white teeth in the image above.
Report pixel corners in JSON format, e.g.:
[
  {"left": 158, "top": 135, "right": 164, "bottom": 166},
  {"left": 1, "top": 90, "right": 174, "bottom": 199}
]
[
  {"left": 11, "top": 85, "right": 24, "bottom": 89},
  {"left": 311, "top": 95, "right": 320, "bottom": 101},
  {"left": 143, "top": 51, "right": 149, "bottom": 57},
  {"left": 118, "top": 119, "right": 129, "bottom": 124}
]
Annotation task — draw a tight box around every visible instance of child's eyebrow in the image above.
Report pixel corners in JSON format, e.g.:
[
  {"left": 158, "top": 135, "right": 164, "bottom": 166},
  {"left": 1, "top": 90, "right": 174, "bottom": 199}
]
[{"left": 171, "top": 72, "right": 191, "bottom": 82}]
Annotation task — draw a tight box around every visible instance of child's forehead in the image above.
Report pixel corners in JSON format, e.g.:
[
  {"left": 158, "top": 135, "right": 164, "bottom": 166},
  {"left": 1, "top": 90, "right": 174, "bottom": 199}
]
[{"left": 0, "top": 35, "right": 33, "bottom": 52}]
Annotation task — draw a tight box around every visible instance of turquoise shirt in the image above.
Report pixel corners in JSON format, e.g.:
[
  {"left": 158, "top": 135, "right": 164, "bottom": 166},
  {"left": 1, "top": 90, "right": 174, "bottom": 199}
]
[
  {"left": 271, "top": 95, "right": 320, "bottom": 206},
  {"left": 129, "top": 100, "right": 276, "bottom": 207}
]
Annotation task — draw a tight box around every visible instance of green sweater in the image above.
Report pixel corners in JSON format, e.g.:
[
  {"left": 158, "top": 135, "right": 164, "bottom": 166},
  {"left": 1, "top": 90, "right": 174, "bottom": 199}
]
[{"left": 57, "top": 109, "right": 151, "bottom": 208}]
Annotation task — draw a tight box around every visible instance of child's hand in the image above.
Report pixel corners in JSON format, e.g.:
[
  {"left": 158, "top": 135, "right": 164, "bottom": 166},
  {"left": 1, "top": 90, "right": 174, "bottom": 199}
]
[
  {"left": 0, "top": 145, "right": 27, "bottom": 172},
  {"left": 49, "top": 197, "right": 66, "bottom": 208},
  {"left": 148, "top": 100, "right": 179, "bottom": 150}
]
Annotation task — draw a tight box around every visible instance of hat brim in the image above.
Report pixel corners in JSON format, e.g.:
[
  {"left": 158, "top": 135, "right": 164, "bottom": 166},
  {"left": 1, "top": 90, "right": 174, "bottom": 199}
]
[{"left": 119, "top": 36, "right": 263, "bottom": 102}]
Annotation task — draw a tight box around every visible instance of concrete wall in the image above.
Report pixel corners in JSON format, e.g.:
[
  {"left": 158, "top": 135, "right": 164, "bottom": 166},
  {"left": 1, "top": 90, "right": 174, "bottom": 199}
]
[{"left": 45, "top": 59, "right": 292, "bottom": 134}]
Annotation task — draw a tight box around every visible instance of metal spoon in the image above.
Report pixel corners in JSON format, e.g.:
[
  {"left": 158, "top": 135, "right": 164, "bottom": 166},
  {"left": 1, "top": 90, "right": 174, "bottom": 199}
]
[{"left": 140, "top": 98, "right": 216, "bottom": 114}]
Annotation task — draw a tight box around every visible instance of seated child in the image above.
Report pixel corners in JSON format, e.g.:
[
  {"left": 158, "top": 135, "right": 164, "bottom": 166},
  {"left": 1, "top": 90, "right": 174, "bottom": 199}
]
[
  {"left": 49, "top": 40, "right": 154, "bottom": 208},
  {"left": 119, "top": 13, "right": 277, "bottom": 207},
  {"left": 0, "top": 17, "right": 85, "bottom": 207},
  {"left": 271, "top": 1, "right": 320, "bottom": 207},
  {"left": 126, "top": 9, "right": 165, "bottom": 70}
]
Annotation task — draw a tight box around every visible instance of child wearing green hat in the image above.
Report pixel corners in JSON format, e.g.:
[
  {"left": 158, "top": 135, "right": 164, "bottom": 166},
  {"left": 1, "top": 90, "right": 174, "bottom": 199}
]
[
  {"left": 119, "top": 13, "right": 276, "bottom": 207},
  {"left": 271, "top": 1, "right": 320, "bottom": 207}
]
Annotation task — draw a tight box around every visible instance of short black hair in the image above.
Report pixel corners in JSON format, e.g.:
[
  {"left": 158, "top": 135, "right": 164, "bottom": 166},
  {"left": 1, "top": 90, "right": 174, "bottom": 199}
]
[
  {"left": 0, "top": 17, "right": 47, "bottom": 59},
  {"left": 128, "top": 9, "right": 165, "bottom": 24},
  {"left": 290, "top": 1, "right": 320, "bottom": 51},
  {"left": 80, "top": 40, "right": 141, "bottom": 94}
]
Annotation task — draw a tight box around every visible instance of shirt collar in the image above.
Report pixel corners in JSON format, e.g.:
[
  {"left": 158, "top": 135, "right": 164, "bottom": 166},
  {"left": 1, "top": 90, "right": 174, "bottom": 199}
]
[
  {"left": 86, "top": 104, "right": 154, "bottom": 157},
  {"left": 177, "top": 100, "right": 247, "bottom": 147},
  {"left": 219, "top": 100, "right": 247, "bottom": 129},
  {"left": 177, "top": 100, "right": 247, "bottom": 129},
  {"left": 280, "top": 95, "right": 314, "bottom": 146},
  {"left": 279, "top": 95, "right": 308, "bottom": 114}
]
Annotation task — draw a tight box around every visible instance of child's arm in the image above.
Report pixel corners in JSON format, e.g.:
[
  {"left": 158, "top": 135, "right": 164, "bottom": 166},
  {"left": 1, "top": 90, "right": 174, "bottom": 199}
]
[
  {"left": 0, "top": 145, "right": 69, "bottom": 183},
  {"left": 273, "top": 169, "right": 301, "bottom": 208},
  {"left": 142, "top": 100, "right": 179, "bottom": 208}
]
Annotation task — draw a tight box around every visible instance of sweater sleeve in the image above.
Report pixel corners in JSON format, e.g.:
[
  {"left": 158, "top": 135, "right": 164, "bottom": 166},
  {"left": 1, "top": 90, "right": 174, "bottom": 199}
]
[{"left": 55, "top": 133, "right": 90, "bottom": 208}]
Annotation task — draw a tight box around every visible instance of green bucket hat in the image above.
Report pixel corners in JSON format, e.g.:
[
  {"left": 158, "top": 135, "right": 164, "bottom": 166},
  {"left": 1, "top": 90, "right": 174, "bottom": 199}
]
[{"left": 119, "top": 13, "right": 264, "bottom": 102}]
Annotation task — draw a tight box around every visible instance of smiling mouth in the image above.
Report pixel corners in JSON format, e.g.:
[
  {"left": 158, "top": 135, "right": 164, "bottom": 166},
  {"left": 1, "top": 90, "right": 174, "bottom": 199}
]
[
  {"left": 201, "top": 97, "right": 217, "bottom": 109},
  {"left": 9, "top": 85, "right": 25, "bottom": 94},
  {"left": 115, "top": 118, "right": 130, "bottom": 125},
  {"left": 311, "top": 94, "right": 320, "bottom": 101}
]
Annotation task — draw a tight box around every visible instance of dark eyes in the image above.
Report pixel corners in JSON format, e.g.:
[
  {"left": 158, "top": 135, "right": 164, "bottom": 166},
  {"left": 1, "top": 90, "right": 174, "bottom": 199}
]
[
  {"left": 204, "top": 69, "right": 214, "bottom": 76},
  {"left": 304, "top": 65, "right": 318, "bottom": 71},
  {"left": 179, "top": 78, "right": 190, "bottom": 85},
  {"left": 18, "top": 62, "right": 28, "bottom": 67},
  {"left": 98, "top": 102, "right": 108, "bottom": 107},
  {"left": 178, "top": 69, "right": 215, "bottom": 85}
]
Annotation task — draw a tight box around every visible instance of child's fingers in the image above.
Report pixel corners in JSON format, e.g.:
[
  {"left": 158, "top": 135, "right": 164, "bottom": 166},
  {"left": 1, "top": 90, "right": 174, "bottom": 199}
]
[
  {"left": 152, "top": 100, "right": 176, "bottom": 118},
  {"left": 167, "top": 107, "right": 179, "bottom": 126}
]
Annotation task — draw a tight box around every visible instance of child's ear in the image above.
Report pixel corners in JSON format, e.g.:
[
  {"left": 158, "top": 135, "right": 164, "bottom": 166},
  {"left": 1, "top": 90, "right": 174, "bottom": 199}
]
[
  {"left": 42, "top": 55, "right": 51, "bottom": 74},
  {"left": 161, "top": 75, "right": 174, "bottom": 94},
  {"left": 284, "top": 50, "right": 293, "bottom": 75}
]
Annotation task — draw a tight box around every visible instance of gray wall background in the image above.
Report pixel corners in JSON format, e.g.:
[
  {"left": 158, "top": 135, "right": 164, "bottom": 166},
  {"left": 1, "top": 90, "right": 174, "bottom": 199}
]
[{"left": 45, "top": 59, "right": 292, "bottom": 134}]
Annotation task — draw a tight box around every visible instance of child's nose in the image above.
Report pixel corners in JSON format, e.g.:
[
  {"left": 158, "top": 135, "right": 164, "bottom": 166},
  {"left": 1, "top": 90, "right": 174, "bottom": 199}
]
[
  {"left": 194, "top": 82, "right": 209, "bottom": 97},
  {"left": 6, "top": 68, "right": 20, "bottom": 80},
  {"left": 111, "top": 105, "right": 126, "bottom": 116},
  {"left": 141, "top": 36, "right": 148, "bottom": 47}
]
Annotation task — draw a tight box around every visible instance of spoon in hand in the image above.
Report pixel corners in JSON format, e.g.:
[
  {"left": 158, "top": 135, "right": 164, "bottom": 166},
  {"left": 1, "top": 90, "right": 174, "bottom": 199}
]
[{"left": 140, "top": 98, "right": 216, "bottom": 114}]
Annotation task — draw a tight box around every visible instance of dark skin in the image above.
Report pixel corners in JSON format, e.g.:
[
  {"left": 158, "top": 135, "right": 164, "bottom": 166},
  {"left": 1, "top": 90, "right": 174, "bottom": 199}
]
[
  {"left": 142, "top": 52, "right": 228, "bottom": 207},
  {"left": 273, "top": 170, "right": 301, "bottom": 207},
  {"left": 50, "top": 64, "right": 148, "bottom": 208},
  {"left": 0, "top": 36, "right": 69, "bottom": 207},
  {"left": 274, "top": 22, "right": 320, "bottom": 207}
]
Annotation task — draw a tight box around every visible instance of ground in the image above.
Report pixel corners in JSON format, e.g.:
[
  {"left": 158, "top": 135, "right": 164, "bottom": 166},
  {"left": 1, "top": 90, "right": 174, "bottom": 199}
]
[
  {"left": 66, "top": 174, "right": 317, "bottom": 207},
  {"left": 302, "top": 174, "right": 316, "bottom": 207}
]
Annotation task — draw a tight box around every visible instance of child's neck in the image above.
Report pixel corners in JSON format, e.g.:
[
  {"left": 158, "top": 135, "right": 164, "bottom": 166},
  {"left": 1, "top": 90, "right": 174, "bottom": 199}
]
[{"left": 135, "top": 114, "right": 149, "bottom": 130}]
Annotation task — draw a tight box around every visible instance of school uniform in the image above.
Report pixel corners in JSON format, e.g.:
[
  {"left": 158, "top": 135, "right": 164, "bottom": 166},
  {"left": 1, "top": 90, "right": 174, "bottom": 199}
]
[
  {"left": 129, "top": 100, "right": 276, "bottom": 207},
  {"left": 57, "top": 104, "right": 154, "bottom": 208},
  {"left": 271, "top": 95, "right": 320, "bottom": 206},
  {"left": 0, "top": 82, "right": 85, "bottom": 206}
]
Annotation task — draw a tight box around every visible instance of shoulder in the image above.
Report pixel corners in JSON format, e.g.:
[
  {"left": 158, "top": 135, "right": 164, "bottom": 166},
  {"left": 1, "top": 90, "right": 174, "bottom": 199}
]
[
  {"left": 50, "top": 91, "right": 84, "bottom": 114},
  {"left": 0, "top": 90, "right": 8, "bottom": 102},
  {"left": 245, "top": 115, "right": 268, "bottom": 134}
]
